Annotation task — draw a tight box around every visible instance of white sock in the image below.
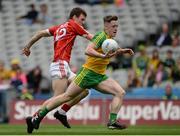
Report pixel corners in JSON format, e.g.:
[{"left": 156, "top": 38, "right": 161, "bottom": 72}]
[{"left": 57, "top": 108, "right": 66, "bottom": 116}]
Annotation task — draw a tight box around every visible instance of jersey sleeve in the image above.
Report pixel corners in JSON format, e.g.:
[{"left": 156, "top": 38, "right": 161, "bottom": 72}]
[
  {"left": 73, "top": 22, "right": 88, "bottom": 36},
  {"left": 91, "top": 32, "right": 106, "bottom": 49},
  {"left": 47, "top": 25, "right": 59, "bottom": 35}
]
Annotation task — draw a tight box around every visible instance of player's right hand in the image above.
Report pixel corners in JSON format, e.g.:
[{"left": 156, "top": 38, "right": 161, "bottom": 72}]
[
  {"left": 22, "top": 47, "right": 31, "bottom": 57},
  {"left": 103, "top": 51, "right": 116, "bottom": 58}
]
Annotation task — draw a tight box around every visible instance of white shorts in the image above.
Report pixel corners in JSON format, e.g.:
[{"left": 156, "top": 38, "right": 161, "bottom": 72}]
[{"left": 49, "top": 60, "right": 76, "bottom": 80}]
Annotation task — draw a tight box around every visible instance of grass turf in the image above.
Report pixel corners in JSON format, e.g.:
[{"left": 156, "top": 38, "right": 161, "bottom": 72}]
[{"left": 0, "top": 124, "right": 179, "bottom": 135}]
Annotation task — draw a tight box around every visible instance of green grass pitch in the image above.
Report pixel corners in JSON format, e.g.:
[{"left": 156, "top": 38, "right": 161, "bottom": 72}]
[{"left": 0, "top": 124, "right": 179, "bottom": 135}]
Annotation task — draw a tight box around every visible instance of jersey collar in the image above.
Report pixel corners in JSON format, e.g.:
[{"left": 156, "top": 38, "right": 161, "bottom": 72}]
[{"left": 103, "top": 31, "right": 111, "bottom": 39}]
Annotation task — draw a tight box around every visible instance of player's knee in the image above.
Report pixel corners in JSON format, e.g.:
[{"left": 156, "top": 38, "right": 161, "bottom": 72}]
[
  {"left": 121, "top": 90, "right": 126, "bottom": 96},
  {"left": 116, "top": 89, "right": 126, "bottom": 97},
  {"left": 64, "top": 93, "right": 74, "bottom": 102},
  {"left": 84, "top": 90, "right": 89, "bottom": 96},
  {"left": 80, "top": 90, "right": 89, "bottom": 99}
]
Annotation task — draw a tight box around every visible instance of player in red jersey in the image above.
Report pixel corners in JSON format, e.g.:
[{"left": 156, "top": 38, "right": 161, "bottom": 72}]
[{"left": 22, "top": 7, "right": 93, "bottom": 133}]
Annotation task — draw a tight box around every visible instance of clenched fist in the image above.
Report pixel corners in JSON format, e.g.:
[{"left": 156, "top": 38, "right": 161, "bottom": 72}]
[{"left": 22, "top": 47, "right": 31, "bottom": 57}]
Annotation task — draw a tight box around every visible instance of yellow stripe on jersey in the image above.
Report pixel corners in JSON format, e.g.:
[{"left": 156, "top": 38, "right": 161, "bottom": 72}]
[
  {"left": 75, "top": 68, "right": 89, "bottom": 86},
  {"left": 94, "top": 32, "right": 105, "bottom": 48},
  {"left": 83, "top": 31, "right": 111, "bottom": 74}
]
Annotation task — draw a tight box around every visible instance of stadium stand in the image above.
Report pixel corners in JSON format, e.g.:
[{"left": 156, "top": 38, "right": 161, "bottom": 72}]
[
  {"left": 0, "top": 0, "right": 180, "bottom": 91},
  {"left": 0, "top": 0, "right": 180, "bottom": 76}
]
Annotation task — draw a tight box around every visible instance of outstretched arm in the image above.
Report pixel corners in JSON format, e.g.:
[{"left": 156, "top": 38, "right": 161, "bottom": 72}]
[
  {"left": 22, "top": 30, "right": 51, "bottom": 56},
  {"left": 82, "top": 33, "right": 94, "bottom": 40}
]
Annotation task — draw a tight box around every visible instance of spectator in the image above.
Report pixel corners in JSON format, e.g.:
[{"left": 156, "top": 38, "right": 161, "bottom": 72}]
[
  {"left": 143, "top": 66, "right": 155, "bottom": 87},
  {"left": 172, "top": 57, "right": 180, "bottom": 82},
  {"left": 10, "top": 59, "right": 33, "bottom": 100},
  {"left": 163, "top": 49, "right": 175, "bottom": 68},
  {"left": 164, "top": 50, "right": 175, "bottom": 86},
  {"left": 148, "top": 49, "right": 160, "bottom": 71},
  {"left": 155, "top": 62, "right": 169, "bottom": 87},
  {"left": 126, "top": 69, "right": 141, "bottom": 89},
  {"left": 0, "top": 60, "right": 11, "bottom": 87},
  {"left": 117, "top": 53, "right": 133, "bottom": 69},
  {"left": 74, "top": 0, "right": 113, "bottom": 5},
  {"left": 37, "top": 4, "right": 53, "bottom": 25},
  {"left": 154, "top": 23, "right": 172, "bottom": 47},
  {"left": 172, "top": 31, "right": 180, "bottom": 47},
  {"left": 74, "top": 0, "right": 88, "bottom": 4},
  {"left": 107, "top": 57, "right": 119, "bottom": 70},
  {"left": 114, "top": 0, "right": 125, "bottom": 7},
  {"left": 10, "top": 59, "right": 21, "bottom": 74},
  {"left": 163, "top": 49, "right": 175, "bottom": 82},
  {"left": 162, "top": 84, "right": 178, "bottom": 100},
  {"left": 133, "top": 45, "right": 149, "bottom": 79},
  {"left": 27, "top": 66, "right": 51, "bottom": 94},
  {"left": 16, "top": 4, "right": 39, "bottom": 25},
  {"left": 27, "top": 66, "right": 42, "bottom": 94}
]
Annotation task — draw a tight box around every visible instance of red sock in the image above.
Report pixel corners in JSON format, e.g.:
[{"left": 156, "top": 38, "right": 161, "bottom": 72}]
[{"left": 61, "top": 104, "right": 71, "bottom": 112}]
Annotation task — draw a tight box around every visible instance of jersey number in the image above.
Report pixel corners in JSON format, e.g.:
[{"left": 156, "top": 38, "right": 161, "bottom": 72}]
[{"left": 55, "top": 28, "right": 66, "bottom": 41}]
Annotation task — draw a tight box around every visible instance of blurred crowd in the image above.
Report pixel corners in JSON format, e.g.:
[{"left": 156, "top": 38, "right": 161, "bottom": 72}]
[
  {"left": 0, "top": 1, "right": 180, "bottom": 101},
  {"left": 16, "top": 3, "right": 54, "bottom": 25},
  {"left": 125, "top": 46, "right": 180, "bottom": 88},
  {"left": 15, "top": 0, "right": 125, "bottom": 25},
  {"left": 108, "top": 22, "right": 180, "bottom": 93},
  {"left": 0, "top": 59, "right": 51, "bottom": 100},
  {"left": 74, "top": 0, "right": 126, "bottom": 6}
]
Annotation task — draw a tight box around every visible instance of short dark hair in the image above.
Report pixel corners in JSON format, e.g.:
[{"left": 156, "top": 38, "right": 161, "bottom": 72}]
[
  {"left": 103, "top": 15, "right": 118, "bottom": 23},
  {"left": 69, "top": 7, "right": 87, "bottom": 19}
]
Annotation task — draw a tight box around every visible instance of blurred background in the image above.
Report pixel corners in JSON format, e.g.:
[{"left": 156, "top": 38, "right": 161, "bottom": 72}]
[{"left": 0, "top": 0, "right": 180, "bottom": 126}]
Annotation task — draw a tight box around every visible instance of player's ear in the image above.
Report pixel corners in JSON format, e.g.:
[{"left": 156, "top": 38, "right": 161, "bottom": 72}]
[
  {"left": 72, "top": 15, "right": 77, "bottom": 20},
  {"left": 104, "top": 22, "right": 109, "bottom": 28}
]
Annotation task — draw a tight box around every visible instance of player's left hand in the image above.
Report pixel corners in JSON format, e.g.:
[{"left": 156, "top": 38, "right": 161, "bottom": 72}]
[
  {"left": 22, "top": 47, "right": 31, "bottom": 57},
  {"left": 126, "top": 49, "right": 134, "bottom": 56}
]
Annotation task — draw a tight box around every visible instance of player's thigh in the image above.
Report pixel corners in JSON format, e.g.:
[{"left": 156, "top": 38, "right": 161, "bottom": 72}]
[
  {"left": 68, "top": 73, "right": 76, "bottom": 85},
  {"left": 67, "top": 62, "right": 77, "bottom": 85},
  {"left": 52, "top": 78, "right": 68, "bottom": 96},
  {"left": 65, "top": 81, "right": 84, "bottom": 99},
  {"left": 68, "top": 73, "right": 89, "bottom": 97},
  {"left": 49, "top": 60, "right": 72, "bottom": 96},
  {"left": 96, "top": 78, "right": 125, "bottom": 96}
]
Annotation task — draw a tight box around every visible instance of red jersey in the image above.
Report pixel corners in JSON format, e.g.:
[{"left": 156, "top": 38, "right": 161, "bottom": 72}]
[{"left": 47, "top": 19, "right": 88, "bottom": 63}]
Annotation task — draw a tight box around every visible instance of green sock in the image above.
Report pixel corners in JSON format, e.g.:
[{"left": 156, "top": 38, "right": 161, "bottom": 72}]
[
  {"left": 110, "top": 113, "right": 117, "bottom": 123},
  {"left": 38, "top": 107, "right": 49, "bottom": 117}
]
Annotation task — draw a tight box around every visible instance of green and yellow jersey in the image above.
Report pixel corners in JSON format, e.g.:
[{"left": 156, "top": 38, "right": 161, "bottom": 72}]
[{"left": 83, "top": 31, "right": 111, "bottom": 74}]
